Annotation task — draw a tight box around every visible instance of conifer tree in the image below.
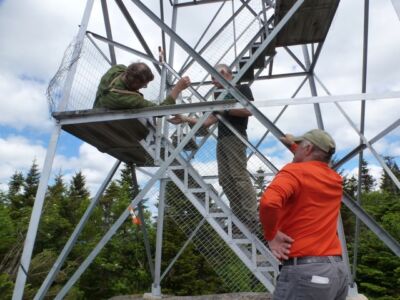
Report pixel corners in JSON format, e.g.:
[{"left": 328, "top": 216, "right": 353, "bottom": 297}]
[
  {"left": 343, "top": 175, "right": 358, "bottom": 198},
  {"left": 78, "top": 166, "right": 154, "bottom": 298},
  {"left": 8, "top": 171, "right": 24, "bottom": 212},
  {"left": 0, "top": 204, "right": 16, "bottom": 261},
  {"left": 161, "top": 176, "right": 224, "bottom": 296},
  {"left": 356, "top": 191, "right": 400, "bottom": 298},
  {"left": 380, "top": 156, "right": 400, "bottom": 195},
  {"left": 100, "top": 181, "right": 120, "bottom": 229},
  {"left": 65, "top": 171, "right": 90, "bottom": 226},
  {"left": 360, "top": 159, "right": 375, "bottom": 193},
  {"left": 118, "top": 163, "right": 136, "bottom": 197},
  {"left": 23, "top": 160, "right": 40, "bottom": 206},
  {"left": 68, "top": 171, "right": 90, "bottom": 199},
  {"left": 0, "top": 190, "right": 6, "bottom": 205},
  {"left": 37, "top": 174, "right": 70, "bottom": 251}
]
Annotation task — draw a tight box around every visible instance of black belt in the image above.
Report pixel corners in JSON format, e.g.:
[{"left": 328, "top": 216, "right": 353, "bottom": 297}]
[{"left": 282, "top": 255, "right": 342, "bottom": 266}]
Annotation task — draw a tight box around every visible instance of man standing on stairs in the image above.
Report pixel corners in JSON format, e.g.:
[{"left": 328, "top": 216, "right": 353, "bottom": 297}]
[
  {"left": 259, "top": 129, "right": 349, "bottom": 300},
  {"left": 169, "top": 64, "right": 259, "bottom": 236},
  {"left": 94, "top": 62, "right": 191, "bottom": 109}
]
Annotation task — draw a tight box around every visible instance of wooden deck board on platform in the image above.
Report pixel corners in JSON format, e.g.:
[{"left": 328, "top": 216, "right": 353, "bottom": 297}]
[
  {"left": 275, "top": 0, "right": 340, "bottom": 46},
  {"left": 62, "top": 118, "right": 154, "bottom": 165},
  {"left": 52, "top": 101, "right": 237, "bottom": 165}
]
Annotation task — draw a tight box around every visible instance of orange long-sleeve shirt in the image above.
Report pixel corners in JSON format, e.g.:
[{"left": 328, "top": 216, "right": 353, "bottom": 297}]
[{"left": 259, "top": 160, "right": 343, "bottom": 257}]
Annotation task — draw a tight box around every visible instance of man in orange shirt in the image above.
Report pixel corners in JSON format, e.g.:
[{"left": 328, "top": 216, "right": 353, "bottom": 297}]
[{"left": 259, "top": 129, "right": 349, "bottom": 300}]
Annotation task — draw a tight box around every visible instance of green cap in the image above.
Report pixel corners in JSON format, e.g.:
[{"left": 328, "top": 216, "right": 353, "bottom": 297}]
[{"left": 293, "top": 129, "right": 336, "bottom": 154}]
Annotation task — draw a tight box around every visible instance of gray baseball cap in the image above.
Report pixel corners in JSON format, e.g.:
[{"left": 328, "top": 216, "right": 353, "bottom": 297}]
[{"left": 293, "top": 129, "right": 336, "bottom": 154}]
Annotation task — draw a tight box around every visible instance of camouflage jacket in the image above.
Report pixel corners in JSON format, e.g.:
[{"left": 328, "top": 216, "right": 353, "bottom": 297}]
[{"left": 93, "top": 64, "right": 175, "bottom": 109}]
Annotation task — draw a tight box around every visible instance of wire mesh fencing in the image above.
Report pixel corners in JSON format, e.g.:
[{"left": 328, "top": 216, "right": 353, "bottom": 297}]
[
  {"left": 47, "top": 35, "right": 164, "bottom": 113},
  {"left": 45, "top": 0, "right": 280, "bottom": 291},
  {"left": 157, "top": 108, "right": 277, "bottom": 292},
  {"left": 163, "top": 166, "right": 268, "bottom": 293}
]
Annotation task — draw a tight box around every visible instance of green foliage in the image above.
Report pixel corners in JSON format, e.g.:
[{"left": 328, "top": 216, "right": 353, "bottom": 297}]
[
  {"left": 8, "top": 171, "right": 25, "bottom": 213},
  {"left": 340, "top": 158, "right": 400, "bottom": 299},
  {"left": 0, "top": 273, "right": 14, "bottom": 299},
  {"left": 161, "top": 216, "right": 224, "bottom": 296},
  {"left": 360, "top": 158, "right": 376, "bottom": 193},
  {"left": 65, "top": 171, "right": 91, "bottom": 226},
  {"left": 343, "top": 175, "right": 358, "bottom": 199},
  {"left": 380, "top": 156, "right": 400, "bottom": 195},
  {"left": 0, "top": 205, "right": 16, "bottom": 256},
  {"left": 1, "top": 159, "right": 399, "bottom": 299},
  {"left": 161, "top": 175, "right": 225, "bottom": 296},
  {"left": 343, "top": 191, "right": 400, "bottom": 299},
  {"left": 342, "top": 159, "right": 377, "bottom": 198},
  {"left": 23, "top": 160, "right": 40, "bottom": 206}
]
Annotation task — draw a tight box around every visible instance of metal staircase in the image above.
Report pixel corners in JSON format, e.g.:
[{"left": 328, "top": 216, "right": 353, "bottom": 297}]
[{"left": 141, "top": 126, "right": 280, "bottom": 292}]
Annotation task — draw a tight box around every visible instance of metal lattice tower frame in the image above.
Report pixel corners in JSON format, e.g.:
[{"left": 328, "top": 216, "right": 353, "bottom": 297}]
[{"left": 13, "top": 0, "right": 400, "bottom": 299}]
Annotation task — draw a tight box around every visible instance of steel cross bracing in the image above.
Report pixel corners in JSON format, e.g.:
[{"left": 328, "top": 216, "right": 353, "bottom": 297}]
[
  {"left": 34, "top": 97, "right": 400, "bottom": 298},
  {"left": 178, "top": 0, "right": 275, "bottom": 79},
  {"left": 42, "top": 95, "right": 400, "bottom": 298},
  {"left": 37, "top": 36, "right": 400, "bottom": 300},
  {"left": 131, "top": 0, "right": 400, "bottom": 232},
  {"left": 14, "top": 0, "right": 400, "bottom": 298},
  {"left": 39, "top": 76, "right": 400, "bottom": 298},
  {"left": 51, "top": 111, "right": 213, "bottom": 299},
  {"left": 49, "top": 117, "right": 280, "bottom": 298},
  {"left": 120, "top": 0, "right": 400, "bottom": 288}
]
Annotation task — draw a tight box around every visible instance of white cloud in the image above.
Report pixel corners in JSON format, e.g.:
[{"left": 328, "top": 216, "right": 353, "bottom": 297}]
[
  {"left": 0, "top": 0, "right": 84, "bottom": 79},
  {"left": 0, "top": 135, "right": 47, "bottom": 180},
  {"left": 0, "top": 72, "right": 53, "bottom": 131},
  {"left": 0, "top": 135, "right": 115, "bottom": 195}
]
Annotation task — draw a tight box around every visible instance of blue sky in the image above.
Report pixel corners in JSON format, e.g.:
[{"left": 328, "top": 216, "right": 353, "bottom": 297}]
[{"left": 0, "top": 0, "right": 399, "bottom": 195}]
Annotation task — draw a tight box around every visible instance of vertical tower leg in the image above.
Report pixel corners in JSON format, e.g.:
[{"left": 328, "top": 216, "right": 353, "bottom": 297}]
[
  {"left": 151, "top": 179, "right": 167, "bottom": 298},
  {"left": 337, "top": 212, "right": 358, "bottom": 295},
  {"left": 12, "top": 125, "right": 61, "bottom": 300},
  {"left": 131, "top": 165, "right": 155, "bottom": 280}
]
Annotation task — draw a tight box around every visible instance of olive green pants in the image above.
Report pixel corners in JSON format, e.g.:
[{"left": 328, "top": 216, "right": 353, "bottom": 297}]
[{"left": 217, "top": 135, "right": 258, "bottom": 233}]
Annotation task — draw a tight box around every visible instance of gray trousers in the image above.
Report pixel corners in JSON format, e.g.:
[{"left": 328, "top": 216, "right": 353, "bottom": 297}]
[
  {"left": 217, "top": 135, "right": 258, "bottom": 232},
  {"left": 273, "top": 259, "right": 349, "bottom": 300}
]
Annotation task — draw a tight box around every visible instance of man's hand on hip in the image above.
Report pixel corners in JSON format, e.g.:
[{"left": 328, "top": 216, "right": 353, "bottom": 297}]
[{"left": 268, "top": 231, "right": 294, "bottom": 260}]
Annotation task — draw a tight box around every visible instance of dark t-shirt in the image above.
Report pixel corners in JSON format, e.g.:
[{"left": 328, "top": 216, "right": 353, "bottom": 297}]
[{"left": 215, "top": 84, "right": 254, "bottom": 138}]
